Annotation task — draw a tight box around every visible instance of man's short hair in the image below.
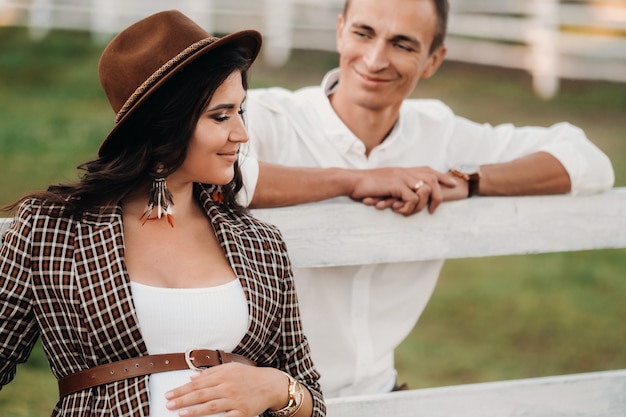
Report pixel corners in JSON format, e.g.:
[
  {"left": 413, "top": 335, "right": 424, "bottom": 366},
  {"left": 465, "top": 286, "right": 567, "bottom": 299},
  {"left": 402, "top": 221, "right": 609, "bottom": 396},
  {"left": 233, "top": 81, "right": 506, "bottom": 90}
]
[{"left": 342, "top": 0, "right": 449, "bottom": 55}]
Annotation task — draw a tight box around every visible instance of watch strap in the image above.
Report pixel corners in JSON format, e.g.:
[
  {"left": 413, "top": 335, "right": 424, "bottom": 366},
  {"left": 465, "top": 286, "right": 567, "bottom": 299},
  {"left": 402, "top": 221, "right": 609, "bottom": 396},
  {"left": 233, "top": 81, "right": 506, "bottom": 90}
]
[
  {"left": 268, "top": 371, "right": 305, "bottom": 417},
  {"left": 467, "top": 171, "right": 480, "bottom": 197},
  {"left": 449, "top": 168, "right": 480, "bottom": 197}
]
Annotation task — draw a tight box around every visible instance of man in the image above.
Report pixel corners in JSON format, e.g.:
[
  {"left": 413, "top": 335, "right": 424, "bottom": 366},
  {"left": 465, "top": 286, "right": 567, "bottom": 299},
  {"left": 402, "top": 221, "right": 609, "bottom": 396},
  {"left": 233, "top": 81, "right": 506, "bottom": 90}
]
[{"left": 237, "top": 0, "right": 615, "bottom": 398}]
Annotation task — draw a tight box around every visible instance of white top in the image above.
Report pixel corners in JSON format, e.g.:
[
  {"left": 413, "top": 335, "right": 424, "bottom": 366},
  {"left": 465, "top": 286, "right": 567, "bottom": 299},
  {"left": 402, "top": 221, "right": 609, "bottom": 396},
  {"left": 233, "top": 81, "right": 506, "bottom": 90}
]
[
  {"left": 130, "top": 279, "right": 249, "bottom": 417},
  {"left": 238, "top": 68, "right": 615, "bottom": 398}
]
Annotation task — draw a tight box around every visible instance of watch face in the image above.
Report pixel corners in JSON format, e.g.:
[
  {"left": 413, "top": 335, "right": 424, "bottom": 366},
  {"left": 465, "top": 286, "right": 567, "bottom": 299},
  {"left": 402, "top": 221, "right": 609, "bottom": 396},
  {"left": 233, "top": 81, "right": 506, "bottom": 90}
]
[{"left": 455, "top": 164, "right": 480, "bottom": 174}]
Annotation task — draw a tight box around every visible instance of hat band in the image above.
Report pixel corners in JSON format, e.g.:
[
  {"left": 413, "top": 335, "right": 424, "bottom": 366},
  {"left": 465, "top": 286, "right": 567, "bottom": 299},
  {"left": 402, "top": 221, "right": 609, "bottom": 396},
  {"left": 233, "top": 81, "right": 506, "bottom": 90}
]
[{"left": 115, "top": 37, "right": 218, "bottom": 124}]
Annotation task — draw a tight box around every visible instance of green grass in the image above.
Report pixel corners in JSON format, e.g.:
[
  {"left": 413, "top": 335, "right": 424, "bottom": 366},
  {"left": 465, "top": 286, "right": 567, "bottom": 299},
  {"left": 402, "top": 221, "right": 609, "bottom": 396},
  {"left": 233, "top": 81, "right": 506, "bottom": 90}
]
[
  {"left": 396, "top": 250, "right": 626, "bottom": 388},
  {"left": 0, "top": 27, "right": 111, "bottom": 207},
  {"left": 0, "top": 27, "right": 625, "bottom": 414},
  {"left": 0, "top": 331, "right": 57, "bottom": 416}
]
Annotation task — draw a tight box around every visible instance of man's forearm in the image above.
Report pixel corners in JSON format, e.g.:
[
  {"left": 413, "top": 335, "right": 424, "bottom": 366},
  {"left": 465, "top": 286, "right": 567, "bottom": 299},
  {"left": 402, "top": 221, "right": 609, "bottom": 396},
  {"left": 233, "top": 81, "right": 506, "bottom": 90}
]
[
  {"left": 478, "top": 151, "right": 571, "bottom": 196},
  {"left": 249, "top": 162, "right": 455, "bottom": 210},
  {"left": 249, "top": 163, "right": 357, "bottom": 208},
  {"left": 249, "top": 153, "right": 572, "bottom": 212}
]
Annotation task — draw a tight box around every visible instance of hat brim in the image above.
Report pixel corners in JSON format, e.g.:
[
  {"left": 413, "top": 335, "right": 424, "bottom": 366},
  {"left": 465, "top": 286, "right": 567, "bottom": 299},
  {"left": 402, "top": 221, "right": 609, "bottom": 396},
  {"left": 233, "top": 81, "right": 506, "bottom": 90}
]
[{"left": 98, "top": 29, "right": 262, "bottom": 158}]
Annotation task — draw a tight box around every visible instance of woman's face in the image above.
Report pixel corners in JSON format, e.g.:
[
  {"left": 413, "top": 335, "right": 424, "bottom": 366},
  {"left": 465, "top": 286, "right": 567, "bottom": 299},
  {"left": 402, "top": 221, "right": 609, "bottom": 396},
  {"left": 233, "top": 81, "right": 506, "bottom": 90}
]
[{"left": 171, "top": 70, "right": 248, "bottom": 186}]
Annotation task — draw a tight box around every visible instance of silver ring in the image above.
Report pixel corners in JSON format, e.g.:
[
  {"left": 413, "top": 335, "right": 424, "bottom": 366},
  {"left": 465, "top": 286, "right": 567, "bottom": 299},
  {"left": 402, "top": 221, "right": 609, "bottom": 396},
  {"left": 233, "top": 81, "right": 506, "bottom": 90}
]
[{"left": 413, "top": 180, "right": 425, "bottom": 191}]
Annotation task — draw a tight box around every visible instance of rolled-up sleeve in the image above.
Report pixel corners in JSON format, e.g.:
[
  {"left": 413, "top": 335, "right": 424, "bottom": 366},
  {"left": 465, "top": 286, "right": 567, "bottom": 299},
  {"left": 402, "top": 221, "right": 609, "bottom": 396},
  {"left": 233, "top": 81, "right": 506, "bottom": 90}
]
[{"left": 446, "top": 115, "right": 615, "bottom": 195}]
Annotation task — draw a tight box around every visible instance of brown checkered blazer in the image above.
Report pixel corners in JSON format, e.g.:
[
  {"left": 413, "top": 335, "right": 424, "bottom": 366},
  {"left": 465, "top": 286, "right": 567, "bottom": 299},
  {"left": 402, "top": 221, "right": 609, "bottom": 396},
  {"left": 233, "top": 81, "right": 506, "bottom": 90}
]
[{"left": 0, "top": 185, "right": 325, "bottom": 416}]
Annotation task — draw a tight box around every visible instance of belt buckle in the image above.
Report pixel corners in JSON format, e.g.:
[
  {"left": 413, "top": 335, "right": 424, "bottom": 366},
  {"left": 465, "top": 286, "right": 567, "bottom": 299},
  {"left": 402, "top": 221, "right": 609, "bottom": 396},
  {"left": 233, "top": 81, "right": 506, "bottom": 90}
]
[{"left": 185, "top": 348, "right": 209, "bottom": 371}]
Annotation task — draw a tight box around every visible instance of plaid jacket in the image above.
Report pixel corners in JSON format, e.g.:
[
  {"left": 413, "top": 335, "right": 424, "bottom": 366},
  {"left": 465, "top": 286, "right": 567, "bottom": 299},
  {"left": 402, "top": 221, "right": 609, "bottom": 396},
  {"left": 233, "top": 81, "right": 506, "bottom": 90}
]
[{"left": 0, "top": 185, "right": 325, "bottom": 417}]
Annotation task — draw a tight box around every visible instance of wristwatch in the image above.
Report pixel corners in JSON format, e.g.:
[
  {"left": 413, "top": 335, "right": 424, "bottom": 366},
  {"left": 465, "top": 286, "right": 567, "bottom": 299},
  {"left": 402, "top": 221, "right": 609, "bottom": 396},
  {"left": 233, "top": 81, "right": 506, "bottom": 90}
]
[
  {"left": 268, "top": 371, "right": 305, "bottom": 417},
  {"left": 449, "top": 164, "right": 481, "bottom": 197}
]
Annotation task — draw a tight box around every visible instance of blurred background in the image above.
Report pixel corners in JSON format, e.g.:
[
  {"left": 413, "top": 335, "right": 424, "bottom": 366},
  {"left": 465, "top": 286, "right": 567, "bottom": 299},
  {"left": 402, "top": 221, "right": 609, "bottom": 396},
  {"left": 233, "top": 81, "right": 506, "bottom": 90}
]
[
  {"left": 0, "top": 1, "right": 625, "bottom": 416},
  {"left": 2, "top": 0, "right": 626, "bottom": 97}
]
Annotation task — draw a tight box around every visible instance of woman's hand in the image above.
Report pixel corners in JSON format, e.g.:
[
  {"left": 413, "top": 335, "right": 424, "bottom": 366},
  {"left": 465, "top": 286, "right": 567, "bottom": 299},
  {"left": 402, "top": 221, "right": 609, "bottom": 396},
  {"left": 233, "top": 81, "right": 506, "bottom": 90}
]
[{"left": 165, "top": 363, "right": 292, "bottom": 417}]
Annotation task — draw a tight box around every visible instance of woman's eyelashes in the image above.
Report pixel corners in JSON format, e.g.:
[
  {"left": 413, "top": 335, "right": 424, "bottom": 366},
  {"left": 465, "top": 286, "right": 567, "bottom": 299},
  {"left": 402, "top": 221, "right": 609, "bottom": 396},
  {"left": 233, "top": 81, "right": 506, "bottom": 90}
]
[
  {"left": 210, "top": 107, "right": 245, "bottom": 123},
  {"left": 212, "top": 112, "right": 230, "bottom": 122}
]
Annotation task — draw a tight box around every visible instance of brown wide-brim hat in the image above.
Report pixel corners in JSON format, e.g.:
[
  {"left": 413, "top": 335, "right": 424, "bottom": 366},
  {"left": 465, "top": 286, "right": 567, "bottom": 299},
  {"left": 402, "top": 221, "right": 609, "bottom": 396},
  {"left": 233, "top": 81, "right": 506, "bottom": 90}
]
[{"left": 97, "top": 10, "right": 262, "bottom": 157}]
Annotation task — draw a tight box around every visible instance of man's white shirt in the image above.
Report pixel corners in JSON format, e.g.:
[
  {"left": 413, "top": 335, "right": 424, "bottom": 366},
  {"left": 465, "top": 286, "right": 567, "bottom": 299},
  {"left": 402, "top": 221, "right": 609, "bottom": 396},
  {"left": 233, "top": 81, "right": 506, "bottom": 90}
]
[{"left": 238, "top": 68, "right": 614, "bottom": 398}]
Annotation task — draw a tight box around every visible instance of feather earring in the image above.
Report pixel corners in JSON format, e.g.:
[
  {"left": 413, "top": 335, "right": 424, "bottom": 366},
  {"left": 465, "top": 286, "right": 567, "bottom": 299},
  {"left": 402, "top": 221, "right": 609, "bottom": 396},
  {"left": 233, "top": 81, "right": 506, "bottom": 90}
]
[
  {"left": 140, "top": 177, "right": 175, "bottom": 227},
  {"left": 211, "top": 186, "right": 224, "bottom": 203}
]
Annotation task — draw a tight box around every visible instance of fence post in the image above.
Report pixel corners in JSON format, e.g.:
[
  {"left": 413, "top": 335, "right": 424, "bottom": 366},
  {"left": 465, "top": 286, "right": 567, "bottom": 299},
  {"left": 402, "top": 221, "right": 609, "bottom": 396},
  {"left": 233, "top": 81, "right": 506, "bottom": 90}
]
[
  {"left": 90, "top": 0, "right": 117, "bottom": 44},
  {"left": 28, "top": 0, "right": 52, "bottom": 40},
  {"left": 179, "top": 0, "right": 214, "bottom": 35},
  {"left": 262, "top": 0, "right": 293, "bottom": 67},
  {"left": 527, "top": 0, "right": 560, "bottom": 99}
]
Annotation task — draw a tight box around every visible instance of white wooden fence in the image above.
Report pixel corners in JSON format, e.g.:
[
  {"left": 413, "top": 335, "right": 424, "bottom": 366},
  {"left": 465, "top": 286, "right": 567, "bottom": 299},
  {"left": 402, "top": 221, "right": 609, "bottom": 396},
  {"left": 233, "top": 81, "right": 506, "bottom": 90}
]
[
  {"left": 2, "top": 188, "right": 626, "bottom": 415},
  {"left": 1, "top": 0, "right": 625, "bottom": 98}
]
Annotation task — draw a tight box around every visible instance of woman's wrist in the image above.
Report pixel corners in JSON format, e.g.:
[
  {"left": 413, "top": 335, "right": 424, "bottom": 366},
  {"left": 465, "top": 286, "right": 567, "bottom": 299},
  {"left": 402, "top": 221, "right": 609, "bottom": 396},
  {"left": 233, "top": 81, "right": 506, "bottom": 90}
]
[{"left": 268, "top": 371, "right": 305, "bottom": 417}]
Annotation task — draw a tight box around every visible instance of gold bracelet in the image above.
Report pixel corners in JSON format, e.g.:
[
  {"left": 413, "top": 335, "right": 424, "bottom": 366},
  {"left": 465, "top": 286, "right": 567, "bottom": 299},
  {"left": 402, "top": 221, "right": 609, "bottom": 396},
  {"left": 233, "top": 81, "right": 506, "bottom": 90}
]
[{"left": 268, "top": 371, "right": 305, "bottom": 417}]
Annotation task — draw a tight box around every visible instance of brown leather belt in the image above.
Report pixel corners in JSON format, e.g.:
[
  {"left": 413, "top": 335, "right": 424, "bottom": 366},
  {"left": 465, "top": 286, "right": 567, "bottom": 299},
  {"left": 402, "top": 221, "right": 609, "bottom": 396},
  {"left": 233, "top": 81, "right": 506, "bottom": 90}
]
[{"left": 58, "top": 349, "right": 256, "bottom": 397}]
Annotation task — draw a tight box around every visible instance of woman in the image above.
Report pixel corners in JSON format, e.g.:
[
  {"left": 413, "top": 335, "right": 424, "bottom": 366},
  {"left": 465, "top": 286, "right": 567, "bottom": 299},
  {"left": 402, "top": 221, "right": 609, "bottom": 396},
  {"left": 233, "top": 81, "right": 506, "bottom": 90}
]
[{"left": 0, "top": 10, "right": 325, "bottom": 417}]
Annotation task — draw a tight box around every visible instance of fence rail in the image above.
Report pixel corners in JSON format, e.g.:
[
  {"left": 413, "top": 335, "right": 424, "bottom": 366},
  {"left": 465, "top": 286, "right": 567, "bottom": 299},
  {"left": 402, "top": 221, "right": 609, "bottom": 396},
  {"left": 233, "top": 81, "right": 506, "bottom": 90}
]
[
  {"left": 326, "top": 369, "right": 626, "bottom": 417},
  {"left": 3, "top": 189, "right": 625, "bottom": 265},
  {"left": 1, "top": 0, "right": 625, "bottom": 98},
  {"left": 251, "top": 189, "right": 626, "bottom": 267},
  {"left": 2, "top": 189, "right": 626, "bottom": 416}
]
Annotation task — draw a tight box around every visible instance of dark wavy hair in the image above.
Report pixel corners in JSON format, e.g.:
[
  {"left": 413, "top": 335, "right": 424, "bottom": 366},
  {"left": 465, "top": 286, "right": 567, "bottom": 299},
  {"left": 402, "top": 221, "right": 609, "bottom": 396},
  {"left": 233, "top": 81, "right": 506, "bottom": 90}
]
[
  {"left": 3, "top": 45, "right": 252, "bottom": 216},
  {"left": 342, "top": 0, "right": 449, "bottom": 55}
]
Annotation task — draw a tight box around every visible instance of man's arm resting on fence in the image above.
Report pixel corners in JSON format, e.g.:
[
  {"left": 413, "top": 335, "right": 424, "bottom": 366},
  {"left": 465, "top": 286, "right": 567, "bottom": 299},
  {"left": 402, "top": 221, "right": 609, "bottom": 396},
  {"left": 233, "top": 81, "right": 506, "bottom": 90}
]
[
  {"left": 362, "top": 152, "right": 572, "bottom": 211},
  {"left": 469, "top": 151, "right": 571, "bottom": 197},
  {"left": 248, "top": 161, "right": 457, "bottom": 213}
]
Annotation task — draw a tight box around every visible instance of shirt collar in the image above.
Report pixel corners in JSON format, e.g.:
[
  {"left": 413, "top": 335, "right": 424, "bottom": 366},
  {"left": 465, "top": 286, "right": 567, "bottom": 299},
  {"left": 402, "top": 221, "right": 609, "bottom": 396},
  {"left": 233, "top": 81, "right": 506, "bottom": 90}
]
[
  {"left": 313, "top": 69, "right": 367, "bottom": 157},
  {"left": 320, "top": 68, "right": 404, "bottom": 153},
  {"left": 322, "top": 68, "right": 341, "bottom": 97}
]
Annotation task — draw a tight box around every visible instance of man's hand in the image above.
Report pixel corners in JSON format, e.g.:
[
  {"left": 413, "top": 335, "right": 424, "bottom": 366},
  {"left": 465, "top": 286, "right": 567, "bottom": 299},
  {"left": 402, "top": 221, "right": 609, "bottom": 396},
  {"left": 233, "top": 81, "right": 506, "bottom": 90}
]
[{"left": 349, "top": 167, "right": 460, "bottom": 216}]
